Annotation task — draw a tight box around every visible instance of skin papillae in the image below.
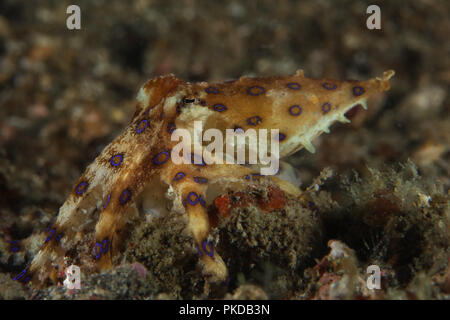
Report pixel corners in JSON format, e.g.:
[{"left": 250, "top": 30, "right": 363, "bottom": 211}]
[{"left": 17, "top": 69, "right": 394, "bottom": 287}]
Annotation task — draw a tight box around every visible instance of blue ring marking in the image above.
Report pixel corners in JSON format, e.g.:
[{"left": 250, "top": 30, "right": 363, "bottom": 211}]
[
  {"left": 119, "top": 189, "right": 131, "bottom": 205},
  {"left": 45, "top": 228, "right": 55, "bottom": 243},
  {"left": 187, "top": 192, "right": 199, "bottom": 205},
  {"left": 110, "top": 154, "right": 123, "bottom": 167},
  {"left": 278, "top": 133, "right": 286, "bottom": 141},
  {"left": 174, "top": 172, "right": 185, "bottom": 181},
  {"left": 247, "top": 116, "right": 262, "bottom": 126},
  {"left": 213, "top": 104, "right": 227, "bottom": 112},
  {"left": 136, "top": 119, "right": 148, "bottom": 134},
  {"left": 190, "top": 153, "right": 206, "bottom": 166},
  {"left": 94, "top": 242, "right": 102, "bottom": 259},
  {"left": 205, "top": 86, "right": 219, "bottom": 94},
  {"left": 153, "top": 150, "right": 170, "bottom": 165},
  {"left": 321, "top": 102, "right": 332, "bottom": 114},
  {"left": 199, "top": 195, "right": 206, "bottom": 207},
  {"left": 194, "top": 176, "right": 208, "bottom": 184},
  {"left": 352, "top": 86, "right": 365, "bottom": 96},
  {"left": 251, "top": 173, "right": 262, "bottom": 181},
  {"left": 196, "top": 244, "right": 202, "bottom": 256},
  {"left": 103, "top": 194, "right": 111, "bottom": 209},
  {"left": 244, "top": 175, "right": 251, "bottom": 180},
  {"left": 75, "top": 182, "right": 88, "bottom": 195},
  {"left": 202, "top": 241, "right": 214, "bottom": 257},
  {"left": 167, "top": 123, "right": 176, "bottom": 134},
  {"left": 101, "top": 239, "right": 109, "bottom": 254},
  {"left": 287, "top": 82, "right": 301, "bottom": 90},
  {"left": 8, "top": 240, "right": 19, "bottom": 252},
  {"left": 247, "top": 86, "right": 265, "bottom": 96},
  {"left": 14, "top": 269, "right": 27, "bottom": 281},
  {"left": 289, "top": 105, "right": 302, "bottom": 116},
  {"left": 322, "top": 82, "right": 337, "bottom": 90}
]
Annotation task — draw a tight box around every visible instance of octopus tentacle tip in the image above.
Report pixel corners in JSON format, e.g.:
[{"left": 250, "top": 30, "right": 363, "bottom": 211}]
[{"left": 382, "top": 69, "right": 396, "bottom": 80}]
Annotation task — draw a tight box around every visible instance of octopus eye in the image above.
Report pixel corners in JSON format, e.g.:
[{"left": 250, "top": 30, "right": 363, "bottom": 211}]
[{"left": 183, "top": 98, "right": 196, "bottom": 104}]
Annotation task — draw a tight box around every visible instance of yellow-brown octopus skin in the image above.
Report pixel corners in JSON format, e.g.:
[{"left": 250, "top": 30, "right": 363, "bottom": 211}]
[{"left": 15, "top": 69, "right": 395, "bottom": 287}]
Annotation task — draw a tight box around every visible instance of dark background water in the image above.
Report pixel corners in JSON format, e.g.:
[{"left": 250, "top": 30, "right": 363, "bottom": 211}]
[{"left": 0, "top": 0, "right": 448, "bottom": 299}]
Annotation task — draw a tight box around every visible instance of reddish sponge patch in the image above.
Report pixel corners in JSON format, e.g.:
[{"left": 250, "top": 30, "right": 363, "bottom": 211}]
[
  {"left": 214, "top": 194, "right": 231, "bottom": 218},
  {"left": 213, "top": 185, "right": 288, "bottom": 220},
  {"left": 257, "top": 186, "right": 287, "bottom": 211}
]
